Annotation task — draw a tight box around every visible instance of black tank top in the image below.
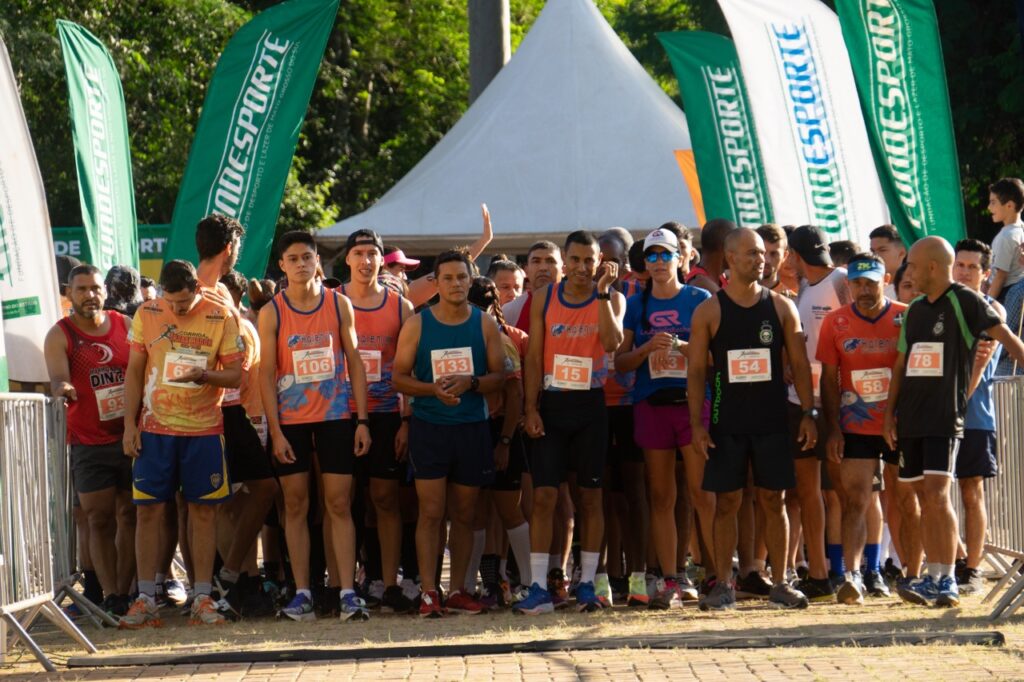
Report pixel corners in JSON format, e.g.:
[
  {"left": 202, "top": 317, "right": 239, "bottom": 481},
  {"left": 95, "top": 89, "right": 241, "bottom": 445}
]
[{"left": 709, "top": 288, "right": 788, "bottom": 435}]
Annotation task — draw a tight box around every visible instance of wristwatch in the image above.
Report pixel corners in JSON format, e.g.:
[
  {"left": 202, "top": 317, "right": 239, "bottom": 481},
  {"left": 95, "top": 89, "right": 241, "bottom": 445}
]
[
  {"left": 196, "top": 369, "right": 209, "bottom": 385},
  {"left": 670, "top": 336, "right": 683, "bottom": 351},
  {"left": 803, "top": 408, "right": 820, "bottom": 420},
  {"left": 499, "top": 435, "right": 512, "bottom": 446},
  {"left": 356, "top": 418, "right": 370, "bottom": 427},
  {"left": 596, "top": 291, "right": 611, "bottom": 301},
  {"left": 470, "top": 375, "right": 480, "bottom": 392}
]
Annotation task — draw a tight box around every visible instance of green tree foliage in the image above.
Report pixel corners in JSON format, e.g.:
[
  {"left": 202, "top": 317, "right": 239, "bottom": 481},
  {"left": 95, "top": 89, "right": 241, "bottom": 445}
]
[{"left": 1, "top": 0, "right": 1021, "bottom": 245}]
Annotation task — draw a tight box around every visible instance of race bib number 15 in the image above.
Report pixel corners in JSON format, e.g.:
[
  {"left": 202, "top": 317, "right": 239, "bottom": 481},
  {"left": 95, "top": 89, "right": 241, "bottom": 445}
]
[{"left": 550, "top": 354, "right": 593, "bottom": 390}]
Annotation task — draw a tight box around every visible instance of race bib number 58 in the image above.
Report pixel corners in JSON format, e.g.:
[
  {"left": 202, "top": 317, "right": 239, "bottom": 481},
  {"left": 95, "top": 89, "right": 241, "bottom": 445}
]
[{"left": 851, "top": 368, "right": 891, "bottom": 403}]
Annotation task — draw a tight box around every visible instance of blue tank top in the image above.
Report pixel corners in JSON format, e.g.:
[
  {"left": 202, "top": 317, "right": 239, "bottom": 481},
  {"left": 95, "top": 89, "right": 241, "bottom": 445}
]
[
  {"left": 965, "top": 295, "right": 1002, "bottom": 431},
  {"left": 413, "top": 305, "right": 489, "bottom": 425}
]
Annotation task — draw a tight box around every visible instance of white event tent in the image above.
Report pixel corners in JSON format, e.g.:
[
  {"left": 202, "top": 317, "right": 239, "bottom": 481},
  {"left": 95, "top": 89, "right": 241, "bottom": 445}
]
[{"left": 316, "top": 0, "right": 699, "bottom": 254}]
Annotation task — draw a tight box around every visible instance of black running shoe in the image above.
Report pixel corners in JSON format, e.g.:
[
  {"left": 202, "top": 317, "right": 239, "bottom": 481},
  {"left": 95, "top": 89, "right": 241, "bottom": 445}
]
[
  {"left": 797, "top": 577, "right": 835, "bottom": 603},
  {"left": 863, "top": 570, "right": 891, "bottom": 598},
  {"left": 381, "top": 584, "right": 415, "bottom": 614},
  {"left": 736, "top": 571, "right": 772, "bottom": 599}
]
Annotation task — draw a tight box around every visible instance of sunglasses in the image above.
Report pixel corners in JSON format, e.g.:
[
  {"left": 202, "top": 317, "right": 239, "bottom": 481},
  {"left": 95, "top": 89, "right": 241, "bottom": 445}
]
[{"left": 645, "top": 251, "right": 678, "bottom": 263}]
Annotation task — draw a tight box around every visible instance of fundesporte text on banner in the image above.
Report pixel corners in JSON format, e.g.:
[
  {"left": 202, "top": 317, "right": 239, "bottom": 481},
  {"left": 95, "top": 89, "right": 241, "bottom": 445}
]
[
  {"left": 164, "top": 0, "right": 340, "bottom": 279},
  {"left": 659, "top": 31, "right": 774, "bottom": 228},
  {"left": 836, "top": 0, "right": 965, "bottom": 245},
  {"left": 58, "top": 20, "right": 140, "bottom": 274},
  {"left": 0, "top": 38, "right": 62, "bottom": 384},
  {"left": 716, "top": 0, "right": 890, "bottom": 245}
]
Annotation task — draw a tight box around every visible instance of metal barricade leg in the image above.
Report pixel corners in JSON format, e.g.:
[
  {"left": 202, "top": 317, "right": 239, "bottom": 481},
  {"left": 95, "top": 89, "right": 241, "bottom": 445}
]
[
  {"left": 38, "top": 601, "right": 96, "bottom": 654},
  {"left": 989, "top": 573, "right": 1024, "bottom": 620},
  {"left": 54, "top": 583, "right": 117, "bottom": 629},
  {"left": 1, "top": 613, "right": 56, "bottom": 673}
]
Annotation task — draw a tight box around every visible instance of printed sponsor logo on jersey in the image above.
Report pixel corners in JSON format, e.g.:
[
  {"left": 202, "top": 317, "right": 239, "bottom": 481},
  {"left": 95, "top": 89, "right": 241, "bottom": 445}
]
[
  {"left": 550, "top": 323, "right": 598, "bottom": 338},
  {"left": 649, "top": 310, "right": 682, "bottom": 327},
  {"left": 759, "top": 321, "right": 774, "bottom": 345},
  {"left": 89, "top": 366, "right": 124, "bottom": 389},
  {"left": 287, "top": 332, "right": 332, "bottom": 348},
  {"left": 933, "top": 313, "right": 944, "bottom": 336},
  {"left": 91, "top": 342, "right": 114, "bottom": 364}
]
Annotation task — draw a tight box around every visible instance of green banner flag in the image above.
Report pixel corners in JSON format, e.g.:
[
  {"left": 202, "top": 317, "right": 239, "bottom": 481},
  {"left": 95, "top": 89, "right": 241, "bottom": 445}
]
[
  {"left": 836, "top": 0, "right": 965, "bottom": 244},
  {"left": 57, "top": 20, "right": 139, "bottom": 273},
  {"left": 657, "top": 31, "right": 773, "bottom": 228},
  {"left": 165, "top": 0, "right": 339, "bottom": 278}
]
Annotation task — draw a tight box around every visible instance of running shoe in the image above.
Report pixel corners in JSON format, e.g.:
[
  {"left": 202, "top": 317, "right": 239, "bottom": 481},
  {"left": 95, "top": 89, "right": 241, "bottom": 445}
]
[
  {"left": 698, "top": 581, "right": 736, "bottom": 611},
  {"left": 446, "top": 589, "right": 485, "bottom": 615},
  {"left": 213, "top": 575, "right": 243, "bottom": 621},
  {"left": 419, "top": 589, "right": 443, "bottom": 618},
  {"left": 796, "top": 577, "right": 835, "bottom": 603},
  {"left": 769, "top": 582, "right": 809, "bottom": 609},
  {"left": 785, "top": 568, "right": 800, "bottom": 586},
  {"left": 119, "top": 595, "right": 162, "bottom": 629},
  {"left": 575, "top": 581, "right": 602, "bottom": 613},
  {"left": 649, "top": 578, "right": 681, "bottom": 610},
  {"left": 100, "top": 594, "right": 127, "bottom": 619},
  {"left": 479, "top": 583, "right": 501, "bottom": 611},
  {"left": 897, "top": 575, "right": 938, "bottom": 606},
  {"left": 511, "top": 584, "right": 530, "bottom": 604},
  {"left": 609, "top": 575, "right": 629, "bottom": 602},
  {"left": 500, "top": 579, "right": 514, "bottom": 606},
  {"left": 627, "top": 574, "right": 649, "bottom": 607},
  {"left": 513, "top": 583, "right": 555, "bottom": 615},
  {"left": 340, "top": 591, "right": 370, "bottom": 621},
  {"left": 241, "top": 578, "right": 278, "bottom": 618},
  {"left": 362, "top": 579, "right": 384, "bottom": 610},
  {"left": 836, "top": 574, "right": 865, "bottom": 605},
  {"left": 957, "top": 567, "right": 985, "bottom": 596},
  {"left": 163, "top": 578, "right": 188, "bottom": 606},
  {"left": 317, "top": 586, "right": 341, "bottom": 618},
  {"left": 547, "top": 568, "right": 569, "bottom": 609},
  {"left": 401, "top": 578, "right": 421, "bottom": 604},
  {"left": 381, "top": 584, "right": 415, "bottom": 614},
  {"left": 189, "top": 594, "right": 226, "bottom": 625},
  {"left": 594, "top": 573, "right": 613, "bottom": 608},
  {"left": 736, "top": 571, "right": 772, "bottom": 599},
  {"left": 935, "top": 575, "right": 960, "bottom": 608},
  {"left": 883, "top": 559, "right": 903, "bottom": 586},
  {"left": 676, "top": 574, "right": 699, "bottom": 602},
  {"left": 645, "top": 571, "right": 659, "bottom": 598},
  {"left": 795, "top": 565, "right": 809, "bottom": 582},
  {"left": 828, "top": 570, "right": 846, "bottom": 593},
  {"left": 863, "top": 570, "right": 891, "bottom": 598},
  {"left": 279, "top": 593, "right": 316, "bottom": 622}
]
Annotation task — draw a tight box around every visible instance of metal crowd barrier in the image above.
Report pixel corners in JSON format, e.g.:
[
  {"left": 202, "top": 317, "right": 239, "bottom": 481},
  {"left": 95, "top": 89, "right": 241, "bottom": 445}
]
[
  {"left": 0, "top": 394, "right": 95, "bottom": 670},
  {"left": 975, "top": 377, "right": 1024, "bottom": 619}
]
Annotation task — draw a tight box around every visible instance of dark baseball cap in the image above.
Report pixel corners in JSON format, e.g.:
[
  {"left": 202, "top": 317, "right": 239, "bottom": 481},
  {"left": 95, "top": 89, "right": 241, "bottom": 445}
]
[
  {"left": 788, "top": 225, "right": 833, "bottom": 267},
  {"left": 344, "top": 229, "right": 384, "bottom": 255}
]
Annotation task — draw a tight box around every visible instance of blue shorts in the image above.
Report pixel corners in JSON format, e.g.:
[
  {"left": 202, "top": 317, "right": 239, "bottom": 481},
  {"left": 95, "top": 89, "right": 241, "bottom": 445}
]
[
  {"left": 956, "top": 429, "right": 997, "bottom": 479},
  {"left": 408, "top": 418, "right": 494, "bottom": 487},
  {"left": 133, "top": 432, "right": 232, "bottom": 505}
]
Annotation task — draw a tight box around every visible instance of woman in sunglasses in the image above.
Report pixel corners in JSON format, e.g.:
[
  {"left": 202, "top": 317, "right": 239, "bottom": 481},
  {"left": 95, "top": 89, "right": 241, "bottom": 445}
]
[{"left": 613, "top": 225, "right": 713, "bottom": 610}]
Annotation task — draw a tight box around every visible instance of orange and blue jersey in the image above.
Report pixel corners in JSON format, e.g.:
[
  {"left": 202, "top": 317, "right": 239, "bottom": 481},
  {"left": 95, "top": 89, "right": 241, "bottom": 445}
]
[
  {"left": 129, "top": 296, "right": 243, "bottom": 436},
  {"left": 272, "top": 288, "right": 350, "bottom": 425},
  {"left": 343, "top": 286, "right": 404, "bottom": 414},
  {"left": 541, "top": 282, "right": 608, "bottom": 391},
  {"left": 816, "top": 300, "right": 907, "bottom": 436}
]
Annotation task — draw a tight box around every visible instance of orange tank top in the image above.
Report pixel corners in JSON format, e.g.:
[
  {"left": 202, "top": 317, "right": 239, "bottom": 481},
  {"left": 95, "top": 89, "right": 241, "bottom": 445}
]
[
  {"left": 272, "top": 287, "right": 350, "bottom": 424},
  {"left": 541, "top": 282, "right": 608, "bottom": 391},
  {"left": 343, "top": 286, "right": 404, "bottom": 414}
]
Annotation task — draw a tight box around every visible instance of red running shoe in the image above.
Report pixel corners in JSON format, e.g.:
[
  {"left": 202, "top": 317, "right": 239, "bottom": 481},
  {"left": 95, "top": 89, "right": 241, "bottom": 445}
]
[
  {"left": 419, "top": 589, "right": 444, "bottom": 618},
  {"left": 445, "top": 589, "right": 485, "bottom": 615}
]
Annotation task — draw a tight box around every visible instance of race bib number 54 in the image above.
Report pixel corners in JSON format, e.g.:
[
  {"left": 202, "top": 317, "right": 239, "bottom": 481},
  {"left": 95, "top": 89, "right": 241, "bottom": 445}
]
[
  {"left": 727, "top": 348, "right": 771, "bottom": 383},
  {"left": 907, "top": 342, "right": 943, "bottom": 377}
]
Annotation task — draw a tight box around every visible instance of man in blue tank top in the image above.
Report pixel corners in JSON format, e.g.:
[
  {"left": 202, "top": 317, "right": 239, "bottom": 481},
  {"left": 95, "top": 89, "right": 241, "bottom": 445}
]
[
  {"left": 687, "top": 228, "right": 816, "bottom": 611},
  {"left": 393, "top": 249, "right": 507, "bottom": 618}
]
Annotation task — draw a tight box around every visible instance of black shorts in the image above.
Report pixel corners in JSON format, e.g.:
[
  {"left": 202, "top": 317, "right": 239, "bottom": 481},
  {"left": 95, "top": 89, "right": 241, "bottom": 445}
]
[
  {"left": 702, "top": 432, "right": 795, "bottom": 493},
  {"left": 70, "top": 442, "right": 131, "bottom": 495},
  {"left": 787, "top": 401, "right": 826, "bottom": 461},
  {"left": 408, "top": 418, "right": 494, "bottom": 487},
  {"left": 607, "top": 404, "right": 643, "bottom": 466},
  {"left": 223, "top": 405, "right": 275, "bottom": 483},
  {"left": 488, "top": 417, "right": 527, "bottom": 492},
  {"left": 898, "top": 436, "right": 960, "bottom": 482},
  {"left": 530, "top": 389, "right": 608, "bottom": 489},
  {"left": 356, "top": 412, "right": 403, "bottom": 481},
  {"left": 956, "top": 429, "right": 997, "bottom": 479},
  {"left": 843, "top": 433, "right": 898, "bottom": 466},
  {"left": 276, "top": 419, "right": 355, "bottom": 477}
]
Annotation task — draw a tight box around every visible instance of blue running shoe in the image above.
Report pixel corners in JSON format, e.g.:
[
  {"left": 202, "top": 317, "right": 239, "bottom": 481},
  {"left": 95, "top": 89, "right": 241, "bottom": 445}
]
[
  {"left": 340, "top": 591, "right": 370, "bottom": 621},
  {"left": 512, "top": 583, "right": 554, "bottom": 615},
  {"left": 897, "top": 575, "right": 938, "bottom": 606},
  {"left": 935, "top": 575, "right": 960, "bottom": 608},
  {"left": 279, "top": 593, "right": 315, "bottom": 622},
  {"left": 575, "top": 581, "right": 602, "bottom": 613}
]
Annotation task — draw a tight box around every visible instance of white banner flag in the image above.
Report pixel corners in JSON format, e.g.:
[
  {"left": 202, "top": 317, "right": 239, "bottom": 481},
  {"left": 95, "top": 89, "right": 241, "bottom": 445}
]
[
  {"left": 717, "top": 0, "right": 889, "bottom": 245},
  {"left": 0, "top": 39, "right": 62, "bottom": 383}
]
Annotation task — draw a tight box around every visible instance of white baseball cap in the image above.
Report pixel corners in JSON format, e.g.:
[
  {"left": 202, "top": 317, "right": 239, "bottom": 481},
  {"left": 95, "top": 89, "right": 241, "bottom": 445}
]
[{"left": 643, "top": 228, "right": 679, "bottom": 253}]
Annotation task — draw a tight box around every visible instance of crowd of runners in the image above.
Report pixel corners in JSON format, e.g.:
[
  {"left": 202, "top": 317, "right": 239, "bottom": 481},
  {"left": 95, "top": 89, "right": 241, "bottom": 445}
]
[{"left": 44, "top": 177, "right": 1024, "bottom": 626}]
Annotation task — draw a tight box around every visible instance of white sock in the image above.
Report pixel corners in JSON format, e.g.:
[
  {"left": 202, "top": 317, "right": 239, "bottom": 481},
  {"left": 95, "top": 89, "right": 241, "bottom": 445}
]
[
  {"left": 752, "top": 559, "right": 766, "bottom": 573},
  {"left": 465, "top": 529, "right": 486, "bottom": 592},
  {"left": 580, "top": 551, "right": 600, "bottom": 585},
  {"left": 530, "top": 553, "right": 549, "bottom": 589},
  {"left": 499, "top": 558, "right": 509, "bottom": 582},
  {"left": 881, "top": 525, "right": 892, "bottom": 564},
  {"left": 506, "top": 522, "right": 532, "bottom": 586},
  {"left": 927, "top": 562, "right": 941, "bottom": 578},
  {"left": 938, "top": 563, "right": 955, "bottom": 579},
  {"left": 548, "top": 553, "right": 560, "bottom": 572}
]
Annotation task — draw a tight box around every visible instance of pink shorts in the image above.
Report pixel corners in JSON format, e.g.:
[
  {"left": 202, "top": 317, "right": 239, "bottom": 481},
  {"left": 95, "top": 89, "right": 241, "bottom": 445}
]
[{"left": 633, "top": 398, "right": 710, "bottom": 451}]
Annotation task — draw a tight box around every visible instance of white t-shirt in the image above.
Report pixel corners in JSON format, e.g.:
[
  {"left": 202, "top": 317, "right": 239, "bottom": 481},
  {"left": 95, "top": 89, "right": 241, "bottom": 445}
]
[
  {"left": 991, "top": 222, "right": 1024, "bottom": 287},
  {"left": 502, "top": 292, "right": 530, "bottom": 331},
  {"left": 788, "top": 268, "right": 850, "bottom": 406}
]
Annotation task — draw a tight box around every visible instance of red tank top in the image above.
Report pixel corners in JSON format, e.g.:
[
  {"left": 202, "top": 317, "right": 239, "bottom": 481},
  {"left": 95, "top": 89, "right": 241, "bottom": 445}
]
[
  {"left": 685, "top": 265, "right": 728, "bottom": 290},
  {"left": 59, "top": 312, "right": 131, "bottom": 445},
  {"left": 343, "top": 286, "right": 404, "bottom": 414},
  {"left": 541, "top": 282, "right": 608, "bottom": 391},
  {"left": 273, "top": 288, "right": 350, "bottom": 425}
]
